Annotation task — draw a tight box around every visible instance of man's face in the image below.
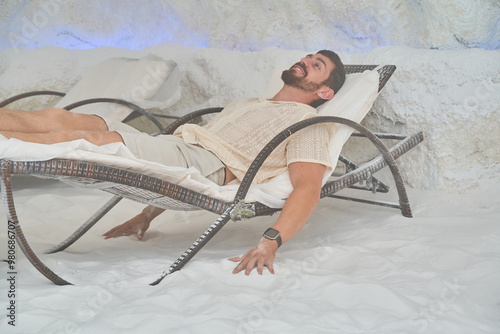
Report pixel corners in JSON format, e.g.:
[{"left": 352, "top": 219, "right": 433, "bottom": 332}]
[{"left": 281, "top": 53, "right": 334, "bottom": 92}]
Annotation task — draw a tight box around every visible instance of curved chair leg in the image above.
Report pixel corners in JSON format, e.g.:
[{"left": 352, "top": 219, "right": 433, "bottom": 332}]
[
  {"left": 326, "top": 131, "right": 424, "bottom": 215},
  {"left": 326, "top": 117, "right": 413, "bottom": 217},
  {"left": 45, "top": 195, "right": 123, "bottom": 254},
  {"left": 0, "top": 161, "right": 72, "bottom": 285}
]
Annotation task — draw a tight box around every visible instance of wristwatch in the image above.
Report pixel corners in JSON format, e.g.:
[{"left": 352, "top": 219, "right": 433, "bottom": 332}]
[{"left": 263, "top": 228, "right": 282, "bottom": 248}]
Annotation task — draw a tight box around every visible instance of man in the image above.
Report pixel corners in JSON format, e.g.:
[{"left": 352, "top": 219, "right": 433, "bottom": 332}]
[{"left": 0, "top": 50, "right": 345, "bottom": 275}]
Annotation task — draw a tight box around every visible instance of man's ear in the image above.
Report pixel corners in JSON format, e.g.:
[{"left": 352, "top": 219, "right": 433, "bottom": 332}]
[{"left": 316, "top": 87, "right": 334, "bottom": 101}]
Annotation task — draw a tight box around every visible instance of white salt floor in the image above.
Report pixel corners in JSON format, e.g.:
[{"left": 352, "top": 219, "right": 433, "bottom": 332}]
[{"left": 1, "top": 175, "right": 499, "bottom": 334}]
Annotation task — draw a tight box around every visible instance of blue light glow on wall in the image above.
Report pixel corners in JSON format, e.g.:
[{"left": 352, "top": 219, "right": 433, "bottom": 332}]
[
  {"left": 1, "top": 1, "right": 498, "bottom": 52},
  {"left": 0, "top": 1, "right": 211, "bottom": 50}
]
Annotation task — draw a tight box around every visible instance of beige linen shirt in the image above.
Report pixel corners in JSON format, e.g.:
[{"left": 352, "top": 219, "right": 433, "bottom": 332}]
[{"left": 174, "top": 98, "right": 332, "bottom": 184}]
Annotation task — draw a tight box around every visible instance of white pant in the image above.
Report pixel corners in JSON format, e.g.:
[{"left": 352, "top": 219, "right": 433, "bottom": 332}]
[{"left": 101, "top": 117, "right": 226, "bottom": 185}]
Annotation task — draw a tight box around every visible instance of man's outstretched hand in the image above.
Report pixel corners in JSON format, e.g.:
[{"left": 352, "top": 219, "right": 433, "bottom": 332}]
[
  {"left": 229, "top": 238, "right": 278, "bottom": 275},
  {"left": 103, "top": 205, "right": 165, "bottom": 241},
  {"left": 102, "top": 214, "right": 151, "bottom": 240}
]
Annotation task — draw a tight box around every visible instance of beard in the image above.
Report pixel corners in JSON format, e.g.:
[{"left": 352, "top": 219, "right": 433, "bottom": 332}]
[{"left": 281, "top": 63, "right": 324, "bottom": 92}]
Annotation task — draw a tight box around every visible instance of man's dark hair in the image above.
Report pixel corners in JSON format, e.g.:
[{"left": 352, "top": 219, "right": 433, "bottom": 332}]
[
  {"left": 312, "top": 50, "right": 346, "bottom": 107},
  {"left": 318, "top": 50, "right": 346, "bottom": 93}
]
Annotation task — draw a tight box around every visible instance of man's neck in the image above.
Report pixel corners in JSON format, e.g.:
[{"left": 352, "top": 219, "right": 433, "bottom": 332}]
[{"left": 271, "top": 86, "right": 315, "bottom": 106}]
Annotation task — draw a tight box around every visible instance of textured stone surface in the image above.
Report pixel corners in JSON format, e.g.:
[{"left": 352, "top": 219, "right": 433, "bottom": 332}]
[{"left": 1, "top": 0, "right": 498, "bottom": 51}]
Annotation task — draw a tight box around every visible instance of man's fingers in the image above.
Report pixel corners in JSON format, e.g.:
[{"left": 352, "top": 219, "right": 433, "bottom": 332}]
[
  {"left": 266, "top": 261, "right": 275, "bottom": 274},
  {"left": 102, "top": 227, "right": 123, "bottom": 239},
  {"left": 230, "top": 252, "right": 277, "bottom": 275},
  {"left": 231, "top": 256, "right": 250, "bottom": 274},
  {"left": 257, "top": 259, "right": 265, "bottom": 275},
  {"left": 102, "top": 226, "right": 120, "bottom": 237},
  {"left": 104, "top": 230, "right": 127, "bottom": 238},
  {"left": 103, "top": 222, "right": 145, "bottom": 240},
  {"left": 244, "top": 258, "right": 257, "bottom": 275},
  {"left": 232, "top": 262, "right": 244, "bottom": 274},
  {"left": 103, "top": 212, "right": 153, "bottom": 241}
]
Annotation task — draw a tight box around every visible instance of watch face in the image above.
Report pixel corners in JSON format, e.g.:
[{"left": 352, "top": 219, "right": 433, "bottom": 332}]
[{"left": 265, "top": 228, "right": 279, "bottom": 239}]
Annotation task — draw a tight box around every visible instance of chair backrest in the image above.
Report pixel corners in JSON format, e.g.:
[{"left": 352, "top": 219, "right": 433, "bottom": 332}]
[{"left": 344, "top": 65, "right": 396, "bottom": 92}]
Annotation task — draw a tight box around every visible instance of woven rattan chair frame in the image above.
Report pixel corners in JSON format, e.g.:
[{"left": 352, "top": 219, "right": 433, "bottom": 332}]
[{"left": 0, "top": 65, "right": 424, "bottom": 285}]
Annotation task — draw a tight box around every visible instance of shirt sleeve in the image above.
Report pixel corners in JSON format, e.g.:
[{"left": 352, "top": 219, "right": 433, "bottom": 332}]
[{"left": 286, "top": 123, "right": 332, "bottom": 169}]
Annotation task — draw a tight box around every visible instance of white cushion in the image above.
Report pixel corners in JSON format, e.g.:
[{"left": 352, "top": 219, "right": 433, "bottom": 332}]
[{"left": 55, "top": 54, "right": 181, "bottom": 121}]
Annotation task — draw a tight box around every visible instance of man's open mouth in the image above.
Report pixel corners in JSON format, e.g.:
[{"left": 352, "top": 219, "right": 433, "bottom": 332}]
[{"left": 293, "top": 63, "right": 307, "bottom": 76}]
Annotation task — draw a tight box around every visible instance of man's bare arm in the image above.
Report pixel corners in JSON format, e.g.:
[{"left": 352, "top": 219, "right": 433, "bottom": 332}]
[{"left": 229, "top": 161, "right": 326, "bottom": 275}]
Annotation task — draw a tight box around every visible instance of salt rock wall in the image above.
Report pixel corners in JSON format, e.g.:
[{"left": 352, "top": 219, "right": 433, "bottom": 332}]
[
  {"left": 0, "top": 46, "right": 498, "bottom": 193},
  {"left": 1, "top": 0, "right": 499, "bottom": 52},
  {"left": 1, "top": 0, "right": 498, "bottom": 193}
]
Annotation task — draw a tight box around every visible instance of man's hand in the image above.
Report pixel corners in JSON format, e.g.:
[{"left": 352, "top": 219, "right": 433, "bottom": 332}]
[
  {"left": 102, "top": 215, "right": 151, "bottom": 240},
  {"left": 229, "top": 162, "right": 325, "bottom": 275},
  {"left": 229, "top": 238, "right": 278, "bottom": 275},
  {"left": 103, "top": 206, "right": 165, "bottom": 241}
]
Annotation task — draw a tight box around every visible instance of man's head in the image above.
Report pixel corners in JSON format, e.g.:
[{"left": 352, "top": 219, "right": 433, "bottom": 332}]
[{"left": 281, "top": 50, "right": 346, "bottom": 107}]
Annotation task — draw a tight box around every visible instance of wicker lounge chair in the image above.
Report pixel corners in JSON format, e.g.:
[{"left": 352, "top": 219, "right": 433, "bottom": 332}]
[{"left": 0, "top": 64, "right": 424, "bottom": 285}]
